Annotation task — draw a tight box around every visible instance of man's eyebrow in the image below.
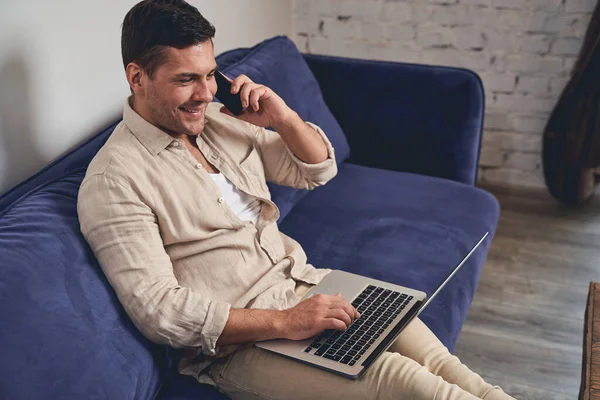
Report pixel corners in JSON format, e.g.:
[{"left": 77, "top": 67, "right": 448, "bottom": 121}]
[
  {"left": 174, "top": 66, "right": 218, "bottom": 79},
  {"left": 174, "top": 73, "right": 200, "bottom": 79}
]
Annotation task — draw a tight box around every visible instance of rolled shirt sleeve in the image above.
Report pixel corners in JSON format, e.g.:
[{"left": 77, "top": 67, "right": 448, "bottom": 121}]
[
  {"left": 200, "top": 301, "right": 231, "bottom": 355},
  {"left": 252, "top": 121, "right": 338, "bottom": 190},
  {"left": 77, "top": 173, "right": 230, "bottom": 356}
]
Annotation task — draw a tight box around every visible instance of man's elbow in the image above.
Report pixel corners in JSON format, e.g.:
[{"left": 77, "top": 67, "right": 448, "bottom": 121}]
[
  {"left": 129, "top": 306, "right": 193, "bottom": 349},
  {"left": 305, "top": 161, "right": 338, "bottom": 190}
]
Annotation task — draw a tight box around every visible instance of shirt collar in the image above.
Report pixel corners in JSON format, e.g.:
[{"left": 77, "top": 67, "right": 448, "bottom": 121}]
[{"left": 123, "top": 97, "right": 178, "bottom": 156}]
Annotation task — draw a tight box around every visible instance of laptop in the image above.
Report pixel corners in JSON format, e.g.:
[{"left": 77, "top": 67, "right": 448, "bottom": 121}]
[{"left": 255, "top": 232, "right": 489, "bottom": 380}]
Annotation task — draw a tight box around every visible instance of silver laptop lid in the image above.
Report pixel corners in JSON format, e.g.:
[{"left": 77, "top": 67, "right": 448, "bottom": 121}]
[{"left": 415, "top": 232, "right": 489, "bottom": 318}]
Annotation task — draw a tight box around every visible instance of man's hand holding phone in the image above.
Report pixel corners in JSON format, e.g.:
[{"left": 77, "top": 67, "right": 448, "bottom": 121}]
[{"left": 216, "top": 71, "right": 298, "bottom": 130}]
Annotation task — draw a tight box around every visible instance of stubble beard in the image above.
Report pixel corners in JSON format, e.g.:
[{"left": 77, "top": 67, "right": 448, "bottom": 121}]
[{"left": 148, "top": 96, "right": 205, "bottom": 138}]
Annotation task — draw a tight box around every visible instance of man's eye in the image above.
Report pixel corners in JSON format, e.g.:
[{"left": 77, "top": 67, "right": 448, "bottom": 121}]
[
  {"left": 179, "top": 78, "right": 194, "bottom": 83},
  {"left": 207, "top": 73, "right": 215, "bottom": 79}
]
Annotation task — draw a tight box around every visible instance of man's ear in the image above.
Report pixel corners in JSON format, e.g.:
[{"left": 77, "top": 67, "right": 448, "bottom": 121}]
[{"left": 125, "top": 62, "right": 145, "bottom": 95}]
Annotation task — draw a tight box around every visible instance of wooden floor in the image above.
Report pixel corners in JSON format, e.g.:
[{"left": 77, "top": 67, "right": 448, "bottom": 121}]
[{"left": 453, "top": 185, "right": 600, "bottom": 400}]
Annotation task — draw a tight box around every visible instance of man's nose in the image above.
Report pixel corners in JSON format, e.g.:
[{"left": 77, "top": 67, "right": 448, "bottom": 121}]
[{"left": 192, "top": 82, "right": 213, "bottom": 102}]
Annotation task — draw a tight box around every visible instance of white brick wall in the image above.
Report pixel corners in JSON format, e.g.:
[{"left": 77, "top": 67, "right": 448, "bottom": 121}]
[{"left": 293, "top": 0, "right": 595, "bottom": 189}]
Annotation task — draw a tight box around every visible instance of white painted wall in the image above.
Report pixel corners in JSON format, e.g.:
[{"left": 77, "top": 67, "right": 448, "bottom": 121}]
[{"left": 0, "top": 0, "right": 292, "bottom": 194}]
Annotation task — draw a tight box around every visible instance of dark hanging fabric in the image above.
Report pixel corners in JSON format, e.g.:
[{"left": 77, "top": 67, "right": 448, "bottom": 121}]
[{"left": 542, "top": 0, "right": 600, "bottom": 204}]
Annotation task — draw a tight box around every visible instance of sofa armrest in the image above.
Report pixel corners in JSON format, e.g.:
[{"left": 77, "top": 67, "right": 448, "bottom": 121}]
[{"left": 303, "top": 54, "right": 485, "bottom": 186}]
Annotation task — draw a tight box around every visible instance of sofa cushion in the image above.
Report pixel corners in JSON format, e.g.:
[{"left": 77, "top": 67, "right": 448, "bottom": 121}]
[
  {"left": 279, "top": 164, "right": 500, "bottom": 352},
  {"left": 0, "top": 172, "right": 162, "bottom": 400},
  {"left": 216, "top": 35, "right": 350, "bottom": 221}
]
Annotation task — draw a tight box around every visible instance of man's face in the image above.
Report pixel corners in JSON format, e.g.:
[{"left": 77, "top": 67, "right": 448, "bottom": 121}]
[{"left": 135, "top": 41, "right": 218, "bottom": 138}]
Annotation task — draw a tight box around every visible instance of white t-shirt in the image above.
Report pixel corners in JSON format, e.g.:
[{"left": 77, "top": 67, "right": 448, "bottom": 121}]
[{"left": 209, "top": 172, "right": 262, "bottom": 225}]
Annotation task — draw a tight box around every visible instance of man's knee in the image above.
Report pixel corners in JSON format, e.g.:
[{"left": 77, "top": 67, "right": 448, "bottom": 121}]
[{"left": 363, "top": 351, "right": 440, "bottom": 399}]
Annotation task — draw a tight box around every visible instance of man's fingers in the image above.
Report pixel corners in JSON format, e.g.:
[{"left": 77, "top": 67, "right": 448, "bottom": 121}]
[
  {"left": 249, "top": 86, "right": 266, "bottom": 111},
  {"left": 344, "top": 304, "right": 360, "bottom": 321},
  {"left": 326, "top": 318, "right": 347, "bottom": 331},
  {"left": 238, "top": 82, "right": 255, "bottom": 109},
  {"left": 331, "top": 293, "right": 359, "bottom": 319},
  {"left": 325, "top": 301, "right": 355, "bottom": 328},
  {"left": 347, "top": 305, "right": 359, "bottom": 319},
  {"left": 230, "top": 74, "right": 251, "bottom": 94},
  {"left": 331, "top": 309, "right": 352, "bottom": 328}
]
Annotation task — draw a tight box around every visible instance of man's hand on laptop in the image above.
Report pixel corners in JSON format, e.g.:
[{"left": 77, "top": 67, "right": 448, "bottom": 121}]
[{"left": 279, "top": 293, "right": 361, "bottom": 341}]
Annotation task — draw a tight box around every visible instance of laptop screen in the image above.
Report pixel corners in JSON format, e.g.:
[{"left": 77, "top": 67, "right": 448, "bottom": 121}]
[{"left": 415, "top": 232, "right": 489, "bottom": 317}]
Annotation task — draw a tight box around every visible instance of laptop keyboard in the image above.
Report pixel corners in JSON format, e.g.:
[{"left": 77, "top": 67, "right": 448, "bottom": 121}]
[{"left": 304, "top": 285, "right": 413, "bottom": 366}]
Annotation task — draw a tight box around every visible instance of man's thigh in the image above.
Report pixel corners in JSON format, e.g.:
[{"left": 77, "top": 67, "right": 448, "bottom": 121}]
[{"left": 207, "top": 343, "right": 445, "bottom": 400}]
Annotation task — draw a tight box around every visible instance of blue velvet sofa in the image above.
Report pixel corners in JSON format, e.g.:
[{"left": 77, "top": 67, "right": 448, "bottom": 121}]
[{"left": 0, "top": 36, "right": 499, "bottom": 399}]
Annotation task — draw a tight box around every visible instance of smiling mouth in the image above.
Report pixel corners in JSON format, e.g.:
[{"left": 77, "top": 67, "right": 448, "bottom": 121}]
[{"left": 179, "top": 106, "right": 204, "bottom": 114}]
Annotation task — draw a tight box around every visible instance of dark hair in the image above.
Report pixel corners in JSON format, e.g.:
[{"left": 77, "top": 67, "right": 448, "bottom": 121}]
[{"left": 121, "top": 0, "right": 216, "bottom": 78}]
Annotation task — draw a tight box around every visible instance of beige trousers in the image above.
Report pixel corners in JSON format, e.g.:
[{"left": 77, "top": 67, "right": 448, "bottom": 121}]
[{"left": 207, "top": 283, "right": 515, "bottom": 400}]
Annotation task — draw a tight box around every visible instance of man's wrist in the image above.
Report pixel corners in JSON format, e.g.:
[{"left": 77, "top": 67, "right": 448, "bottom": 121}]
[
  {"left": 270, "top": 309, "right": 289, "bottom": 339},
  {"left": 271, "top": 110, "right": 303, "bottom": 134}
]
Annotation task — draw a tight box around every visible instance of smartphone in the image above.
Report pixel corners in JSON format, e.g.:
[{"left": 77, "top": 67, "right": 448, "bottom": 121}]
[{"left": 214, "top": 70, "right": 244, "bottom": 116}]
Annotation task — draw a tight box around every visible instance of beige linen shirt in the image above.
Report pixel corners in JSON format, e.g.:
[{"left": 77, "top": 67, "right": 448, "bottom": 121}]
[{"left": 77, "top": 100, "right": 337, "bottom": 385}]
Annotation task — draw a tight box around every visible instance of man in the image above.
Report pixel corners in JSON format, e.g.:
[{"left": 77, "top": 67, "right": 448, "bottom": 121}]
[{"left": 78, "top": 1, "right": 514, "bottom": 399}]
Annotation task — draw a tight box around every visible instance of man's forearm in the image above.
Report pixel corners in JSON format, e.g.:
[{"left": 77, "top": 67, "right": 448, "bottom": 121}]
[
  {"left": 272, "top": 111, "right": 328, "bottom": 164},
  {"left": 216, "top": 308, "right": 287, "bottom": 347}
]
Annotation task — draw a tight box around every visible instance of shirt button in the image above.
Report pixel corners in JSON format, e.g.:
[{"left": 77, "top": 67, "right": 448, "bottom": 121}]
[
  {"left": 195, "top": 163, "right": 203, "bottom": 169},
  {"left": 218, "top": 197, "right": 225, "bottom": 204},
  {"left": 172, "top": 141, "right": 180, "bottom": 147}
]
